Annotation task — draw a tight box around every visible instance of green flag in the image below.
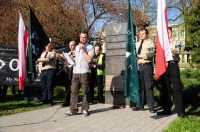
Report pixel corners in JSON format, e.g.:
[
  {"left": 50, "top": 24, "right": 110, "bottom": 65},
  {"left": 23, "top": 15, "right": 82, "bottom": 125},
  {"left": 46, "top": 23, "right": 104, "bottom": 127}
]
[
  {"left": 124, "top": 0, "right": 141, "bottom": 105},
  {"left": 27, "top": 6, "right": 50, "bottom": 82}
]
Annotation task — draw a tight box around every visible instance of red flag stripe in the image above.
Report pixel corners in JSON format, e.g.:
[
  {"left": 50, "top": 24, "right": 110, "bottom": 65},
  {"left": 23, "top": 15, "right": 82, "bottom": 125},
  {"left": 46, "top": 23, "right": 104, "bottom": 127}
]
[
  {"left": 156, "top": 0, "right": 173, "bottom": 80},
  {"left": 156, "top": 32, "right": 166, "bottom": 79}
]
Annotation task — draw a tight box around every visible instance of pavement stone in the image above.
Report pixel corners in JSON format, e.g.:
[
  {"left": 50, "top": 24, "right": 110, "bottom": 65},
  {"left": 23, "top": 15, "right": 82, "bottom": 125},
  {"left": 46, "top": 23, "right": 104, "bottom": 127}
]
[{"left": 0, "top": 104, "right": 177, "bottom": 132}]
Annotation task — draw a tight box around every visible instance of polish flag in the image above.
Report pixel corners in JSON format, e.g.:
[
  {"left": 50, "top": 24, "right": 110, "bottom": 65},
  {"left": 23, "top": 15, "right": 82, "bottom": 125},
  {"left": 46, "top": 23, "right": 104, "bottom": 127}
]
[
  {"left": 156, "top": 0, "right": 173, "bottom": 80},
  {"left": 18, "top": 12, "right": 28, "bottom": 90}
]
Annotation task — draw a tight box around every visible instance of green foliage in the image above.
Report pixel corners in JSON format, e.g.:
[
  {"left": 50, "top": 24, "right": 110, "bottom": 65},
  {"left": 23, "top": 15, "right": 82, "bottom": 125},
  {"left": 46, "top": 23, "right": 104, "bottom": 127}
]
[
  {"left": 164, "top": 116, "right": 200, "bottom": 132},
  {"left": 191, "top": 48, "right": 200, "bottom": 64},
  {"left": 54, "top": 86, "right": 65, "bottom": 100},
  {"left": 0, "top": 91, "right": 50, "bottom": 116},
  {"left": 185, "top": 2, "right": 200, "bottom": 63},
  {"left": 0, "top": 87, "right": 64, "bottom": 116},
  {"left": 180, "top": 68, "right": 200, "bottom": 107},
  {"left": 154, "top": 68, "right": 200, "bottom": 111},
  {"left": 161, "top": 68, "right": 200, "bottom": 132}
]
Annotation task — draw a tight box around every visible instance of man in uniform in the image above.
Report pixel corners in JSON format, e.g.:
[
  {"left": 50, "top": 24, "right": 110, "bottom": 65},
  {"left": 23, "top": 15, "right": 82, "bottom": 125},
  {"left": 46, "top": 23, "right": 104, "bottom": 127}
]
[
  {"left": 157, "top": 27, "right": 186, "bottom": 118},
  {"left": 132, "top": 28, "right": 155, "bottom": 113}
]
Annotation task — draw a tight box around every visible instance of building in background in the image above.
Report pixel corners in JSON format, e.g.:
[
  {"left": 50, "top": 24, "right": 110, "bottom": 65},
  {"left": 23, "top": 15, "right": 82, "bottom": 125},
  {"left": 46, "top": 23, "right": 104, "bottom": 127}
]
[{"left": 147, "top": 23, "right": 185, "bottom": 51}]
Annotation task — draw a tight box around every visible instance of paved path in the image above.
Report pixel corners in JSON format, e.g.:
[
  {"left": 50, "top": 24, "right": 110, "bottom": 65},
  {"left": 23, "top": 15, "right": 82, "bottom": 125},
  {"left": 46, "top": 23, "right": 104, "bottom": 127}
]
[{"left": 0, "top": 104, "right": 177, "bottom": 132}]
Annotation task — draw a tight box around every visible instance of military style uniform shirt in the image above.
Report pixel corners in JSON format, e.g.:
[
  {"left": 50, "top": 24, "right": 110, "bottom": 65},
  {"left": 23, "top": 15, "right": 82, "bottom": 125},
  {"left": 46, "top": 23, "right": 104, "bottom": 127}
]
[
  {"left": 38, "top": 51, "right": 56, "bottom": 73},
  {"left": 169, "top": 38, "right": 181, "bottom": 62},
  {"left": 136, "top": 39, "right": 155, "bottom": 64}
]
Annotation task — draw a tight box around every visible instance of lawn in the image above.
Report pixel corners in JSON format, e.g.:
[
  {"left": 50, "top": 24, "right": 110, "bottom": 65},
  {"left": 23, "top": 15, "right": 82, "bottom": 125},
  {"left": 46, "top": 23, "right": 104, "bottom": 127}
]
[
  {"left": 0, "top": 86, "right": 64, "bottom": 116},
  {"left": 163, "top": 105, "right": 200, "bottom": 132}
]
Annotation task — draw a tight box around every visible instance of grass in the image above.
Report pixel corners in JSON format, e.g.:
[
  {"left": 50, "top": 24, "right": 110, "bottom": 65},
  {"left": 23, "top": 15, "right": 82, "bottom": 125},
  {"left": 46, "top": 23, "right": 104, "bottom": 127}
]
[
  {"left": 0, "top": 86, "right": 99, "bottom": 116},
  {"left": 0, "top": 86, "right": 64, "bottom": 116},
  {"left": 163, "top": 106, "right": 200, "bottom": 132},
  {"left": 0, "top": 99, "right": 50, "bottom": 116},
  {"left": 164, "top": 116, "right": 200, "bottom": 132}
]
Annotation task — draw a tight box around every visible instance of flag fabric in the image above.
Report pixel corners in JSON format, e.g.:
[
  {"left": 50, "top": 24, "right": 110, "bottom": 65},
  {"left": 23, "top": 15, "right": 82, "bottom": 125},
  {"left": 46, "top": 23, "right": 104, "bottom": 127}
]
[
  {"left": 18, "top": 12, "right": 28, "bottom": 90},
  {"left": 27, "top": 6, "right": 50, "bottom": 82},
  {"left": 156, "top": 0, "right": 173, "bottom": 80},
  {"left": 124, "top": 0, "right": 140, "bottom": 105}
]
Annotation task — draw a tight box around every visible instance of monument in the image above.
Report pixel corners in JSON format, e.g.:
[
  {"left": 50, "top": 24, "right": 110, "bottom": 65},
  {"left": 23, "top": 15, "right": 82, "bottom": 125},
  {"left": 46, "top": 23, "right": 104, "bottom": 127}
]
[{"left": 105, "top": 22, "right": 131, "bottom": 107}]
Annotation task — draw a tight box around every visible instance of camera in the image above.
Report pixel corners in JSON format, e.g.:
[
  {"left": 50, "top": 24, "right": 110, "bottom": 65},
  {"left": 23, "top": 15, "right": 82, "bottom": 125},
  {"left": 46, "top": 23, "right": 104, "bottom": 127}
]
[{"left": 92, "top": 58, "right": 97, "bottom": 65}]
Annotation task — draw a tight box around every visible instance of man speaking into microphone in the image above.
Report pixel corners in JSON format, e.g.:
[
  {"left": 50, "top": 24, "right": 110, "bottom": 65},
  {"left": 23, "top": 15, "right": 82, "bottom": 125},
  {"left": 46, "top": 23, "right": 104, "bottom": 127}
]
[{"left": 65, "top": 31, "right": 94, "bottom": 117}]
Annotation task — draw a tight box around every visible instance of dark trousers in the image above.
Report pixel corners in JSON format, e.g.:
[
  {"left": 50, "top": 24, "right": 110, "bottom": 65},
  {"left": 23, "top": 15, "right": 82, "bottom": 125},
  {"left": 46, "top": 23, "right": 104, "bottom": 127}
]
[
  {"left": 89, "top": 69, "right": 96, "bottom": 102},
  {"left": 96, "top": 75, "right": 104, "bottom": 103},
  {"left": 63, "top": 69, "right": 72, "bottom": 105},
  {"left": 24, "top": 86, "right": 41, "bottom": 98},
  {"left": 63, "top": 84, "right": 70, "bottom": 105},
  {"left": 70, "top": 73, "right": 90, "bottom": 112},
  {"left": 138, "top": 63, "right": 154, "bottom": 109},
  {"left": 40, "top": 69, "right": 55, "bottom": 103},
  {"left": 160, "top": 61, "right": 184, "bottom": 114}
]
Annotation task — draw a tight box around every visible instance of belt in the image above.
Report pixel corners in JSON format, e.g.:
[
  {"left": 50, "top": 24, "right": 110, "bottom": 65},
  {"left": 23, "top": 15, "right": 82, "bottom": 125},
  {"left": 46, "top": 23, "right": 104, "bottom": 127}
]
[
  {"left": 139, "top": 62, "right": 152, "bottom": 66},
  {"left": 42, "top": 68, "right": 55, "bottom": 71},
  {"left": 168, "top": 60, "right": 178, "bottom": 64}
]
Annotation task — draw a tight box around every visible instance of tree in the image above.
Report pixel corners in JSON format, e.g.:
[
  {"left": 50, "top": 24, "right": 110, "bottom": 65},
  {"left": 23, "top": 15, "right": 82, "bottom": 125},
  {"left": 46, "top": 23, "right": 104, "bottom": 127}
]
[
  {"left": 75, "top": 0, "right": 141, "bottom": 37},
  {"left": 0, "top": 0, "right": 84, "bottom": 46},
  {"left": 185, "top": 1, "right": 200, "bottom": 63},
  {"left": 0, "top": 0, "right": 21, "bottom": 45},
  {"left": 0, "top": 0, "right": 143, "bottom": 46},
  {"left": 131, "top": 0, "right": 157, "bottom": 27}
]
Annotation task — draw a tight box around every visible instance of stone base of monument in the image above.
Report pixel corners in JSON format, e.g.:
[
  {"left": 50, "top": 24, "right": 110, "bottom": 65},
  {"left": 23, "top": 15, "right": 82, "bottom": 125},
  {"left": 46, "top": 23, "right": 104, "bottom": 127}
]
[
  {"left": 105, "top": 91, "right": 134, "bottom": 108},
  {"left": 104, "top": 22, "right": 136, "bottom": 108}
]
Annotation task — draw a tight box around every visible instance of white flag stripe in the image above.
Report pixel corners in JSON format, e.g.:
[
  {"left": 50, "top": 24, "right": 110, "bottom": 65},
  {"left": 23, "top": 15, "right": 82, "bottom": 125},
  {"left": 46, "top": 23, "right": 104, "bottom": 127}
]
[
  {"left": 18, "top": 12, "right": 27, "bottom": 89},
  {"left": 157, "top": 0, "right": 173, "bottom": 61},
  {"left": 18, "top": 13, "right": 24, "bottom": 77}
]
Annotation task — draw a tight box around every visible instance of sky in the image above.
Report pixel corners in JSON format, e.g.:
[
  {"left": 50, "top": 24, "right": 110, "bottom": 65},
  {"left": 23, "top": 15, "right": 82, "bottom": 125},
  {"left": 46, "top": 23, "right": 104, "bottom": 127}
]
[{"left": 93, "top": 0, "right": 183, "bottom": 34}]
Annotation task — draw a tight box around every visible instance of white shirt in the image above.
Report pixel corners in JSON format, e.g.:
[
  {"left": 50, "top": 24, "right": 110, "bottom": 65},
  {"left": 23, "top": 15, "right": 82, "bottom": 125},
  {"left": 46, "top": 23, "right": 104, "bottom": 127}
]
[{"left": 73, "top": 43, "right": 94, "bottom": 73}]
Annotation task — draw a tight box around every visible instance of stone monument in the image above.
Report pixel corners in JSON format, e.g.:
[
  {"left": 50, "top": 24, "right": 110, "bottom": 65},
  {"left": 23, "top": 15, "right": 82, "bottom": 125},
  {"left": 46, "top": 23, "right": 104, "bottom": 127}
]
[{"left": 105, "top": 22, "right": 131, "bottom": 107}]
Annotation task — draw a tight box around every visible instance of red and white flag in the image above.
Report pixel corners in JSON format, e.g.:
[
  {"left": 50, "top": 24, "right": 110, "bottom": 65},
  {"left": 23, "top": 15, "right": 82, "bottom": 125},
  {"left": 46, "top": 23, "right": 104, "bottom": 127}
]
[
  {"left": 18, "top": 12, "right": 28, "bottom": 90},
  {"left": 156, "top": 0, "right": 173, "bottom": 80}
]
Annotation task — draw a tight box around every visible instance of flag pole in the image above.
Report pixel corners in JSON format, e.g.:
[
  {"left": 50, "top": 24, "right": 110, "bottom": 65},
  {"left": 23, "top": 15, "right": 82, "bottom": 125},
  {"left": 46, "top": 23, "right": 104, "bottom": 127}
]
[{"left": 27, "top": 6, "right": 34, "bottom": 82}]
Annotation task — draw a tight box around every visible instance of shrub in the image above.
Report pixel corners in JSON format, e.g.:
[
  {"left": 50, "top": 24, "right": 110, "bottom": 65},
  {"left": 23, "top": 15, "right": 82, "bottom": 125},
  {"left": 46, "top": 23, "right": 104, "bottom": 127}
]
[
  {"left": 154, "top": 68, "right": 200, "bottom": 107},
  {"left": 54, "top": 86, "right": 65, "bottom": 100},
  {"left": 181, "top": 68, "right": 200, "bottom": 107}
]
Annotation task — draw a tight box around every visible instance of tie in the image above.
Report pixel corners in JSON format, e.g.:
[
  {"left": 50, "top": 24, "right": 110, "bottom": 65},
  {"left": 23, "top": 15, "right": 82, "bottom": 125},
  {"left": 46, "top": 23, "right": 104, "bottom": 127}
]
[
  {"left": 42, "top": 52, "right": 48, "bottom": 67},
  {"left": 138, "top": 40, "right": 144, "bottom": 54}
]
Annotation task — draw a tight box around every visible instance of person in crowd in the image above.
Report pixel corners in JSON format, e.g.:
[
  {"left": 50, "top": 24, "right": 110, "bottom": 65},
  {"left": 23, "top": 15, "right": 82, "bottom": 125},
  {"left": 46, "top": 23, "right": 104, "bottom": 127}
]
[
  {"left": 89, "top": 44, "right": 105, "bottom": 104},
  {"left": 65, "top": 31, "right": 94, "bottom": 117},
  {"left": 37, "top": 42, "right": 56, "bottom": 106},
  {"left": 157, "top": 27, "right": 186, "bottom": 118},
  {"left": 132, "top": 28, "right": 155, "bottom": 113},
  {"left": 61, "top": 41, "right": 77, "bottom": 107},
  {"left": 24, "top": 86, "right": 41, "bottom": 103},
  {"left": 23, "top": 61, "right": 41, "bottom": 103}
]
